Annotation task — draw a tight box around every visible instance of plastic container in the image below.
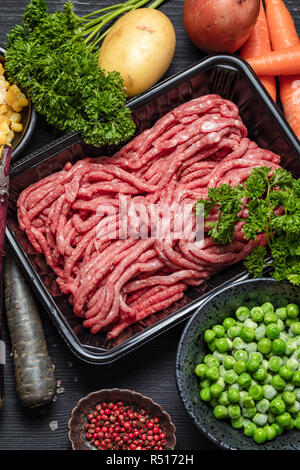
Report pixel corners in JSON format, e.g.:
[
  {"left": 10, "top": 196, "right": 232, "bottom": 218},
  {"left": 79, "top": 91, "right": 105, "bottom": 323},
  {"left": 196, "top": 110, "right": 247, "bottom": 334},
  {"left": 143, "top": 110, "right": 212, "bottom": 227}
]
[{"left": 5, "top": 54, "right": 300, "bottom": 364}]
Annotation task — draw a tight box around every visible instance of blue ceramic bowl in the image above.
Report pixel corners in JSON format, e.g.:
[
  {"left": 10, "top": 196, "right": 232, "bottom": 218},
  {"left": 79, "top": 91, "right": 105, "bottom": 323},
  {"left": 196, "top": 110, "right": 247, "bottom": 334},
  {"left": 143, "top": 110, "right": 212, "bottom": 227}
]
[{"left": 176, "top": 278, "right": 300, "bottom": 450}]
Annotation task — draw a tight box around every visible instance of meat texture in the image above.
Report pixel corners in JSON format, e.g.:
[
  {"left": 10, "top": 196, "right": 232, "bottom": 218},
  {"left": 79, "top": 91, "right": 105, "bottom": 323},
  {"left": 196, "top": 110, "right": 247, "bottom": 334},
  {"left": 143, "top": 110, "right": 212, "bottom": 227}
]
[{"left": 17, "top": 95, "right": 281, "bottom": 339}]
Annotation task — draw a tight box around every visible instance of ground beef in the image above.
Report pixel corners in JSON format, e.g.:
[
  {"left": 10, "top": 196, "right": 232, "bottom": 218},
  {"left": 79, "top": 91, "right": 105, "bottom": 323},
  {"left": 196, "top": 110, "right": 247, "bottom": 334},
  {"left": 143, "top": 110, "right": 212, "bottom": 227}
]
[{"left": 17, "top": 94, "right": 282, "bottom": 339}]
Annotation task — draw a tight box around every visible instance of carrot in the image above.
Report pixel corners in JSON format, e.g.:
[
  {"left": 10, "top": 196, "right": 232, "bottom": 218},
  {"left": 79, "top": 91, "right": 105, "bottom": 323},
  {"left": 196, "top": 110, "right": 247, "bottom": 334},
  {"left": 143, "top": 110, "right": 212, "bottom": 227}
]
[
  {"left": 265, "top": 0, "right": 300, "bottom": 139},
  {"left": 265, "top": 0, "right": 300, "bottom": 50},
  {"left": 240, "top": 0, "right": 276, "bottom": 101},
  {"left": 247, "top": 44, "right": 300, "bottom": 76},
  {"left": 4, "top": 254, "right": 56, "bottom": 408}
]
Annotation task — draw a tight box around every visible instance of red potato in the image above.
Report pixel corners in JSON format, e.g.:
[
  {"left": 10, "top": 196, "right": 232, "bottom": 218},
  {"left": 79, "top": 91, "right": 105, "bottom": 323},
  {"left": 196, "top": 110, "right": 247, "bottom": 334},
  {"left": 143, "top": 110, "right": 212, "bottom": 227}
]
[{"left": 183, "top": 0, "right": 260, "bottom": 53}]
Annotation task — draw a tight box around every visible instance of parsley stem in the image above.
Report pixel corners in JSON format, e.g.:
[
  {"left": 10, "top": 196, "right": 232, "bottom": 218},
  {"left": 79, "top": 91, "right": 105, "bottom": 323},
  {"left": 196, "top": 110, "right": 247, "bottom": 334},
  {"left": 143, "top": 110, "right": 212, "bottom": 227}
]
[{"left": 76, "top": 0, "right": 167, "bottom": 52}]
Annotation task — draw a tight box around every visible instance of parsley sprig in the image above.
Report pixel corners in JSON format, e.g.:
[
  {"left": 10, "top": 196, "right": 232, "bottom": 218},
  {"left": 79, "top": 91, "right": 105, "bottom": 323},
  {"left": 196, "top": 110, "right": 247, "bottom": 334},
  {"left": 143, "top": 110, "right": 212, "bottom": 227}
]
[
  {"left": 5, "top": 0, "right": 165, "bottom": 146},
  {"left": 195, "top": 166, "right": 300, "bottom": 285}
]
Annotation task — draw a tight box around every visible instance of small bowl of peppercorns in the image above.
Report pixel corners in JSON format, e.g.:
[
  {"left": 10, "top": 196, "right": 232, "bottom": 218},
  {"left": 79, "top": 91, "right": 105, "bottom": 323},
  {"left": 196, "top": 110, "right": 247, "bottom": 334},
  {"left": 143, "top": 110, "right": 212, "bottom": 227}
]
[{"left": 67, "top": 388, "right": 176, "bottom": 450}]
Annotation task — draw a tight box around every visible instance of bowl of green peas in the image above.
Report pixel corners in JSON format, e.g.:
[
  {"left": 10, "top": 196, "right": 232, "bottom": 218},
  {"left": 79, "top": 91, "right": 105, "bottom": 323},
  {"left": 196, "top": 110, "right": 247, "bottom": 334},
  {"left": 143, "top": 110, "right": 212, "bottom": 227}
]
[{"left": 176, "top": 278, "right": 300, "bottom": 450}]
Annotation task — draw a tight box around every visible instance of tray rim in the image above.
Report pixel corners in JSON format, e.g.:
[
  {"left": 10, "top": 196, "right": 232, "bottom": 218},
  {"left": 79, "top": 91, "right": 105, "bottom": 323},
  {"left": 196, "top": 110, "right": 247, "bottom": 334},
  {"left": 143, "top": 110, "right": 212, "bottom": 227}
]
[{"left": 5, "top": 53, "right": 300, "bottom": 365}]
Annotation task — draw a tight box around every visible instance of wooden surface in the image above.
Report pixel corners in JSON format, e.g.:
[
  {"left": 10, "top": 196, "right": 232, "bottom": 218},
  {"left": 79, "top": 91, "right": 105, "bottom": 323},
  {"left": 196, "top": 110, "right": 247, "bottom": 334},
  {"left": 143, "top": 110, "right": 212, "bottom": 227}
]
[{"left": 0, "top": 0, "right": 299, "bottom": 451}]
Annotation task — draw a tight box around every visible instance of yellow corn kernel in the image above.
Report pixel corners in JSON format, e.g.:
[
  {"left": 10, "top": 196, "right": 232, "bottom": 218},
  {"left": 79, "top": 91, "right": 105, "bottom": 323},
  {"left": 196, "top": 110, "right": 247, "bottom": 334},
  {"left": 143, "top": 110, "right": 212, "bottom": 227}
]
[
  {"left": 9, "top": 112, "right": 21, "bottom": 123},
  {"left": 0, "top": 115, "right": 10, "bottom": 127},
  {"left": 0, "top": 64, "right": 4, "bottom": 76},
  {"left": 18, "top": 97, "right": 29, "bottom": 107},
  {"left": 0, "top": 104, "right": 8, "bottom": 115},
  {"left": 6, "top": 130, "right": 14, "bottom": 144},
  {"left": 10, "top": 122, "right": 22, "bottom": 133},
  {"left": 0, "top": 132, "right": 7, "bottom": 146},
  {"left": 0, "top": 121, "right": 9, "bottom": 134},
  {"left": 5, "top": 81, "right": 10, "bottom": 90},
  {"left": 12, "top": 102, "right": 23, "bottom": 113},
  {"left": 5, "top": 85, "right": 19, "bottom": 107}
]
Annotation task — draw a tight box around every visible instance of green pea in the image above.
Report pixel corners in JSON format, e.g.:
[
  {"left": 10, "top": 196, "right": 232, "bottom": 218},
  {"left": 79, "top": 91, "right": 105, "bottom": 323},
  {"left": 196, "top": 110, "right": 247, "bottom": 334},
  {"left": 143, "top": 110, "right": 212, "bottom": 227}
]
[
  {"left": 282, "top": 391, "right": 296, "bottom": 406},
  {"left": 212, "top": 324, "right": 226, "bottom": 338},
  {"left": 286, "top": 303, "right": 299, "bottom": 319},
  {"left": 218, "top": 391, "right": 230, "bottom": 406},
  {"left": 249, "top": 384, "right": 264, "bottom": 401},
  {"left": 242, "top": 406, "right": 257, "bottom": 419},
  {"left": 266, "top": 323, "right": 280, "bottom": 340},
  {"left": 269, "top": 356, "right": 283, "bottom": 372},
  {"left": 292, "top": 371, "right": 300, "bottom": 386},
  {"left": 237, "top": 372, "right": 252, "bottom": 389},
  {"left": 286, "top": 357, "right": 298, "bottom": 370},
  {"left": 276, "top": 412, "right": 292, "bottom": 428},
  {"left": 206, "top": 366, "right": 219, "bottom": 382},
  {"left": 243, "top": 396, "right": 255, "bottom": 408},
  {"left": 244, "top": 421, "right": 257, "bottom": 437},
  {"left": 228, "top": 404, "right": 241, "bottom": 419},
  {"left": 224, "top": 355, "right": 236, "bottom": 370},
  {"left": 257, "top": 398, "right": 269, "bottom": 413},
  {"left": 223, "top": 317, "right": 236, "bottom": 330},
  {"left": 286, "top": 418, "right": 295, "bottom": 431},
  {"left": 195, "top": 363, "right": 207, "bottom": 378},
  {"left": 240, "top": 327, "right": 255, "bottom": 343},
  {"left": 271, "top": 422, "right": 283, "bottom": 435},
  {"left": 257, "top": 337, "right": 272, "bottom": 355},
  {"left": 210, "top": 384, "right": 223, "bottom": 398},
  {"left": 276, "top": 307, "right": 287, "bottom": 320},
  {"left": 279, "top": 365, "right": 294, "bottom": 381},
  {"left": 231, "top": 416, "right": 244, "bottom": 429},
  {"left": 272, "top": 375, "right": 286, "bottom": 391},
  {"left": 272, "top": 338, "right": 286, "bottom": 355},
  {"left": 234, "top": 360, "right": 247, "bottom": 375},
  {"left": 227, "top": 388, "right": 240, "bottom": 403},
  {"left": 232, "top": 337, "right": 245, "bottom": 350},
  {"left": 233, "top": 349, "right": 248, "bottom": 362},
  {"left": 261, "top": 302, "right": 274, "bottom": 314},
  {"left": 213, "top": 405, "right": 228, "bottom": 419},
  {"left": 250, "top": 306, "right": 264, "bottom": 323},
  {"left": 204, "top": 329, "right": 216, "bottom": 343},
  {"left": 227, "top": 326, "right": 241, "bottom": 340},
  {"left": 253, "top": 366, "right": 267, "bottom": 382},
  {"left": 253, "top": 427, "right": 267, "bottom": 444},
  {"left": 235, "top": 306, "right": 250, "bottom": 321},
  {"left": 200, "top": 387, "right": 211, "bottom": 402},
  {"left": 264, "top": 311, "right": 278, "bottom": 325},
  {"left": 207, "top": 340, "right": 217, "bottom": 352},
  {"left": 295, "top": 417, "right": 300, "bottom": 430},
  {"left": 287, "top": 402, "right": 300, "bottom": 414},
  {"left": 253, "top": 412, "right": 268, "bottom": 427},
  {"left": 215, "top": 338, "right": 230, "bottom": 353},
  {"left": 205, "top": 356, "right": 219, "bottom": 368},
  {"left": 265, "top": 425, "right": 276, "bottom": 441},
  {"left": 291, "top": 322, "right": 300, "bottom": 336},
  {"left": 270, "top": 397, "right": 286, "bottom": 415},
  {"left": 286, "top": 318, "right": 297, "bottom": 327},
  {"left": 224, "top": 370, "right": 238, "bottom": 385},
  {"left": 200, "top": 379, "right": 210, "bottom": 389},
  {"left": 249, "top": 352, "right": 263, "bottom": 363},
  {"left": 246, "top": 358, "right": 260, "bottom": 373}
]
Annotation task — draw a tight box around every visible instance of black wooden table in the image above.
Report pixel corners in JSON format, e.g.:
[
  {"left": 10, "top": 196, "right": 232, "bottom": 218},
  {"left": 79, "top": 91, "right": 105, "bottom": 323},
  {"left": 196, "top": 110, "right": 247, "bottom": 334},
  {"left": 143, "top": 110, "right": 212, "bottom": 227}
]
[{"left": 0, "top": 0, "right": 299, "bottom": 451}]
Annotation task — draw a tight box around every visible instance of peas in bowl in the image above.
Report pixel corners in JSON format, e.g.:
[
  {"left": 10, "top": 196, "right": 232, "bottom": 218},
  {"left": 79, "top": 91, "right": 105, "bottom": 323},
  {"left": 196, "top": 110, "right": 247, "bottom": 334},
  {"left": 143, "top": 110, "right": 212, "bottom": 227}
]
[{"left": 176, "top": 278, "right": 300, "bottom": 450}]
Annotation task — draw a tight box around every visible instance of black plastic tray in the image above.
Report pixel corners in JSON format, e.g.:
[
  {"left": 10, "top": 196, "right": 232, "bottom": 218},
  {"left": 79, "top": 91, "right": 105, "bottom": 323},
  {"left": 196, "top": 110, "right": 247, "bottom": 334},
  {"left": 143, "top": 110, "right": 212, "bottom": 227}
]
[{"left": 5, "top": 54, "right": 300, "bottom": 364}]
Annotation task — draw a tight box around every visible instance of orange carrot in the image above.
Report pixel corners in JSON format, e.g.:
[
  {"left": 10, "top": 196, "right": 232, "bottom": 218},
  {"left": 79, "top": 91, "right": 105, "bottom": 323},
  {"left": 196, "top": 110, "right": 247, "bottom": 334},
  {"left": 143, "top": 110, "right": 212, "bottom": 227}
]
[
  {"left": 247, "top": 44, "right": 300, "bottom": 76},
  {"left": 265, "top": 0, "right": 300, "bottom": 139},
  {"left": 240, "top": 0, "right": 276, "bottom": 101},
  {"left": 265, "top": 0, "right": 300, "bottom": 50}
]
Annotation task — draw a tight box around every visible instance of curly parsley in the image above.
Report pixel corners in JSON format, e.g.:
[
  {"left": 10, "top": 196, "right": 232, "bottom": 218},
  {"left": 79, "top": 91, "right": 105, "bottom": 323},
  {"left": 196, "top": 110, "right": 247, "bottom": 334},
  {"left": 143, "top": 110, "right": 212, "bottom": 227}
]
[
  {"left": 5, "top": 0, "right": 165, "bottom": 147},
  {"left": 195, "top": 166, "right": 300, "bottom": 285}
]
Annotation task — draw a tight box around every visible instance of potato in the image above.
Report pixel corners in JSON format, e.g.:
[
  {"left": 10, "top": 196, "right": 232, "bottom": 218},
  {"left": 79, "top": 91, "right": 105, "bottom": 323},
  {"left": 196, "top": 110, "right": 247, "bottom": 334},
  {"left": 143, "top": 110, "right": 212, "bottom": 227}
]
[{"left": 98, "top": 9, "right": 176, "bottom": 97}]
